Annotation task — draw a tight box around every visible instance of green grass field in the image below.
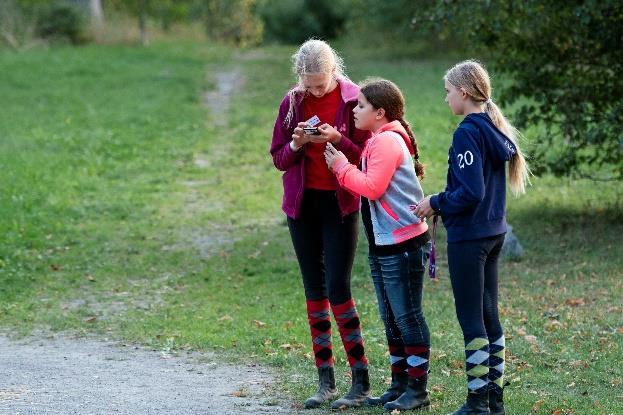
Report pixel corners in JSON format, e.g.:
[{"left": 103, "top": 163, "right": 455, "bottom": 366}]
[{"left": 1, "top": 42, "right": 621, "bottom": 414}]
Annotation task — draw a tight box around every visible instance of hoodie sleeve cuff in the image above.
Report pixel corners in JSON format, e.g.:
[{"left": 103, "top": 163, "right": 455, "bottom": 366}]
[
  {"left": 332, "top": 157, "right": 349, "bottom": 174},
  {"left": 430, "top": 194, "right": 441, "bottom": 212}
]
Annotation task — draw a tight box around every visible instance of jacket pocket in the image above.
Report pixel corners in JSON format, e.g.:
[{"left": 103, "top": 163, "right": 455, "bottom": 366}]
[{"left": 380, "top": 199, "right": 400, "bottom": 221}]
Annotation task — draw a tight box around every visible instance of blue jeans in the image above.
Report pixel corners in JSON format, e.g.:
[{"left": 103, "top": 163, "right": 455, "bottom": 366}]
[{"left": 368, "top": 244, "right": 431, "bottom": 346}]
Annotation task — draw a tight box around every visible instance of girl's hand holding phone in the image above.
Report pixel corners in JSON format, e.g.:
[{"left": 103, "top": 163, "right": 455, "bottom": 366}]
[
  {"left": 324, "top": 142, "right": 346, "bottom": 170},
  {"left": 316, "top": 124, "right": 342, "bottom": 144},
  {"left": 292, "top": 122, "right": 313, "bottom": 149}
]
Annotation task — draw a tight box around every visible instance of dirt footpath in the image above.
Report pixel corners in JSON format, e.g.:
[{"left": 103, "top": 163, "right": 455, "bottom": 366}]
[{"left": 0, "top": 335, "right": 289, "bottom": 415}]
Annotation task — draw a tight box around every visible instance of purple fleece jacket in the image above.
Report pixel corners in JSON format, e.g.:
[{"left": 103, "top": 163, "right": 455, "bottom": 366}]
[{"left": 269, "top": 78, "right": 370, "bottom": 219}]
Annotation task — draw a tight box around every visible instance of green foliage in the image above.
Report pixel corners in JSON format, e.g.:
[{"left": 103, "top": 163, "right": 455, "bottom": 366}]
[
  {"left": 202, "top": 0, "right": 263, "bottom": 46},
  {"left": 101, "top": 0, "right": 263, "bottom": 45},
  {"left": 104, "top": 0, "right": 199, "bottom": 31},
  {"left": 258, "top": 0, "right": 349, "bottom": 44},
  {"left": 342, "top": 0, "right": 466, "bottom": 57},
  {"left": 36, "top": 2, "right": 89, "bottom": 45},
  {"left": 414, "top": 0, "right": 623, "bottom": 179}
]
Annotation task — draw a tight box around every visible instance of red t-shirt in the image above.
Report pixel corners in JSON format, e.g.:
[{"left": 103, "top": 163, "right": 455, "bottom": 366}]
[{"left": 302, "top": 84, "right": 342, "bottom": 190}]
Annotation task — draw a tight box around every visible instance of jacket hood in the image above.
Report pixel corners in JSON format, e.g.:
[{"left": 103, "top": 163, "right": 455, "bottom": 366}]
[
  {"left": 287, "top": 76, "right": 360, "bottom": 105},
  {"left": 336, "top": 77, "right": 361, "bottom": 103},
  {"left": 462, "top": 113, "right": 516, "bottom": 165},
  {"left": 378, "top": 120, "right": 415, "bottom": 155}
]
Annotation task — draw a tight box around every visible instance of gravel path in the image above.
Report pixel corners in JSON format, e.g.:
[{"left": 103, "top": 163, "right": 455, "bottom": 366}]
[{"left": 0, "top": 335, "right": 289, "bottom": 415}]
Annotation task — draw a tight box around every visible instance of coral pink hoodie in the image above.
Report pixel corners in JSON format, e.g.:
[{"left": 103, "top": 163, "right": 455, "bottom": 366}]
[{"left": 333, "top": 121, "right": 428, "bottom": 245}]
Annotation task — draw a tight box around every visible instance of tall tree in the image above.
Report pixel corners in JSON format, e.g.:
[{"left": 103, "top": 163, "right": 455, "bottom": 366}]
[
  {"left": 413, "top": 0, "right": 623, "bottom": 179},
  {"left": 138, "top": 0, "right": 148, "bottom": 46}
]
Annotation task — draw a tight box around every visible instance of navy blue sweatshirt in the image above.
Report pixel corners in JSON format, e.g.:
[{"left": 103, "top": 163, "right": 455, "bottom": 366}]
[{"left": 430, "top": 113, "right": 516, "bottom": 243}]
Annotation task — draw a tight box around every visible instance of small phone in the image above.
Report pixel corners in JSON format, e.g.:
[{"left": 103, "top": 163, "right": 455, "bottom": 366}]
[{"left": 303, "top": 126, "right": 321, "bottom": 136}]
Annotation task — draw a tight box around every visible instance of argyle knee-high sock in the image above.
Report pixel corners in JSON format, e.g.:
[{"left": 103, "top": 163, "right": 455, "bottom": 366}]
[
  {"left": 306, "top": 298, "right": 333, "bottom": 368},
  {"left": 388, "top": 339, "right": 408, "bottom": 374},
  {"left": 465, "top": 337, "right": 490, "bottom": 394},
  {"left": 404, "top": 345, "right": 430, "bottom": 381},
  {"left": 331, "top": 298, "right": 369, "bottom": 369},
  {"left": 488, "top": 335, "right": 505, "bottom": 393}
]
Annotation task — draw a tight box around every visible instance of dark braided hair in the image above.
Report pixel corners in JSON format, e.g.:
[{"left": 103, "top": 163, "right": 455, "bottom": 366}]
[{"left": 360, "top": 78, "right": 425, "bottom": 178}]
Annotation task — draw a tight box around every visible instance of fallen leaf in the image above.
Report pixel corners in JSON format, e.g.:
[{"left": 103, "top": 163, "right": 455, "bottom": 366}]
[
  {"left": 565, "top": 298, "right": 585, "bottom": 306},
  {"left": 544, "top": 320, "right": 563, "bottom": 332},
  {"left": 232, "top": 387, "right": 248, "bottom": 397},
  {"left": 217, "top": 315, "right": 232, "bottom": 322},
  {"left": 524, "top": 335, "right": 538, "bottom": 344},
  {"left": 248, "top": 250, "right": 261, "bottom": 259},
  {"left": 279, "top": 343, "right": 292, "bottom": 350},
  {"left": 531, "top": 399, "right": 544, "bottom": 413},
  {"left": 569, "top": 360, "right": 588, "bottom": 369},
  {"left": 551, "top": 409, "right": 562, "bottom": 415},
  {"left": 617, "top": 327, "right": 623, "bottom": 334},
  {"left": 86, "top": 274, "right": 96, "bottom": 281},
  {"left": 84, "top": 316, "right": 97, "bottom": 323},
  {"left": 253, "top": 320, "right": 266, "bottom": 328},
  {"left": 432, "top": 385, "right": 444, "bottom": 392},
  {"left": 391, "top": 409, "right": 401, "bottom": 415}
]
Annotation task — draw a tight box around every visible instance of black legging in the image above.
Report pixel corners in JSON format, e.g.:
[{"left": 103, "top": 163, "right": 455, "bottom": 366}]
[
  {"left": 287, "top": 189, "right": 358, "bottom": 305},
  {"left": 447, "top": 234, "right": 505, "bottom": 342}
]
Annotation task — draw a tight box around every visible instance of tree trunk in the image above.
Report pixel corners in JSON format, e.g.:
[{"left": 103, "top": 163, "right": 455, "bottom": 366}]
[
  {"left": 89, "top": 0, "right": 104, "bottom": 28},
  {"left": 139, "top": 0, "right": 148, "bottom": 46}
]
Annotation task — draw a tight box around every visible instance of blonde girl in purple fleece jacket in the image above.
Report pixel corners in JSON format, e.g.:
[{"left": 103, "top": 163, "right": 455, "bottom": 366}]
[{"left": 269, "top": 39, "right": 371, "bottom": 409}]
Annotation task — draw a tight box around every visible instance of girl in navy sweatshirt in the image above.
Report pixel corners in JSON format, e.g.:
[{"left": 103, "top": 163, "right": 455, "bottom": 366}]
[{"left": 414, "top": 60, "right": 529, "bottom": 415}]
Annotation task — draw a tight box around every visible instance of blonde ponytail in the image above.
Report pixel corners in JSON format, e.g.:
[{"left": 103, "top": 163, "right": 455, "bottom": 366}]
[
  {"left": 483, "top": 101, "right": 530, "bottom": 196},
  {"left": 445, "top": 60, "right": 531, "bottom": 196}
]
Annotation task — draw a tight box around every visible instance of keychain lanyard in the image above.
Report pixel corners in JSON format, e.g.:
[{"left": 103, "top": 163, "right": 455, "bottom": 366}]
[{"left": 429, "top": 215, "right": 438, "bottom": 279}]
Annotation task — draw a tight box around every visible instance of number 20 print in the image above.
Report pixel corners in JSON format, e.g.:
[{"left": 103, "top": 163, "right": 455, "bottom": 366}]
[{"left": 457, "top": 151, "right": 474, "bottom": 169}]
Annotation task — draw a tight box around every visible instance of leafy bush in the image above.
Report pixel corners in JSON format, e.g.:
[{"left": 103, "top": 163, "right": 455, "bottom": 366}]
[
  {"left": 36, "top": 3, "right": 88, "bottom": 45},
  {"left": 414, "top": 0, "right": 623, "bottom": 179},
  {"left": 258, "top": 0, "right": 349, "bottom": 44},
  {"left": 203, "top": 0, "right": 263, "bottom": 46},
  {"left": 0, "top": 0, "right": 39, "bottom": 50}
]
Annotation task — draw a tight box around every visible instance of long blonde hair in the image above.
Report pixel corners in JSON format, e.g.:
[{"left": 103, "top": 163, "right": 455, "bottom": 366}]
[
  {"left": 445, "top": 60, "right": 530, "bottom": 196},
  {"left": 284, "top": 39, "right": 347, "bottom": 126}
]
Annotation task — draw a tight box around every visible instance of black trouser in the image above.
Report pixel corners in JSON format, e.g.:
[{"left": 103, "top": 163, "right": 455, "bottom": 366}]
[
  {"left": 287, "top": 189, "right": 358, "bottom": 305},
  {"left": 447, "top": 234, "right": 505, "bottom": 343}
]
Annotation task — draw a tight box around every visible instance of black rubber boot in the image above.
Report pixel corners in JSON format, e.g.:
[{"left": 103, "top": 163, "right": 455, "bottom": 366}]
[
  {"left": 367, "top": 371, "right": 408, "bottom": 406},
  {"left": 383, "top": 378, "right": 430, "bottom": 411},
  {"left": 451, "top": 392, "right": 490, "bottom": 415},
  {"left": 330, "top": 368, "right": 370, "bottom": 409},
  {"left": 489, "top": 389, "right": 504, "bottom": 415},
  {"left": 304, "top": 367, "right": 338, "bottom": 409}
]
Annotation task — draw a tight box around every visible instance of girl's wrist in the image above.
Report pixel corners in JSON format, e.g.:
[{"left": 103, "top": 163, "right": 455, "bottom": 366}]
[
  {"left": 290, "top": 140, "right": 303, "bottom": 152},
  {"left": 330, "top": 132, "right": 342, "bottom": 144}
]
